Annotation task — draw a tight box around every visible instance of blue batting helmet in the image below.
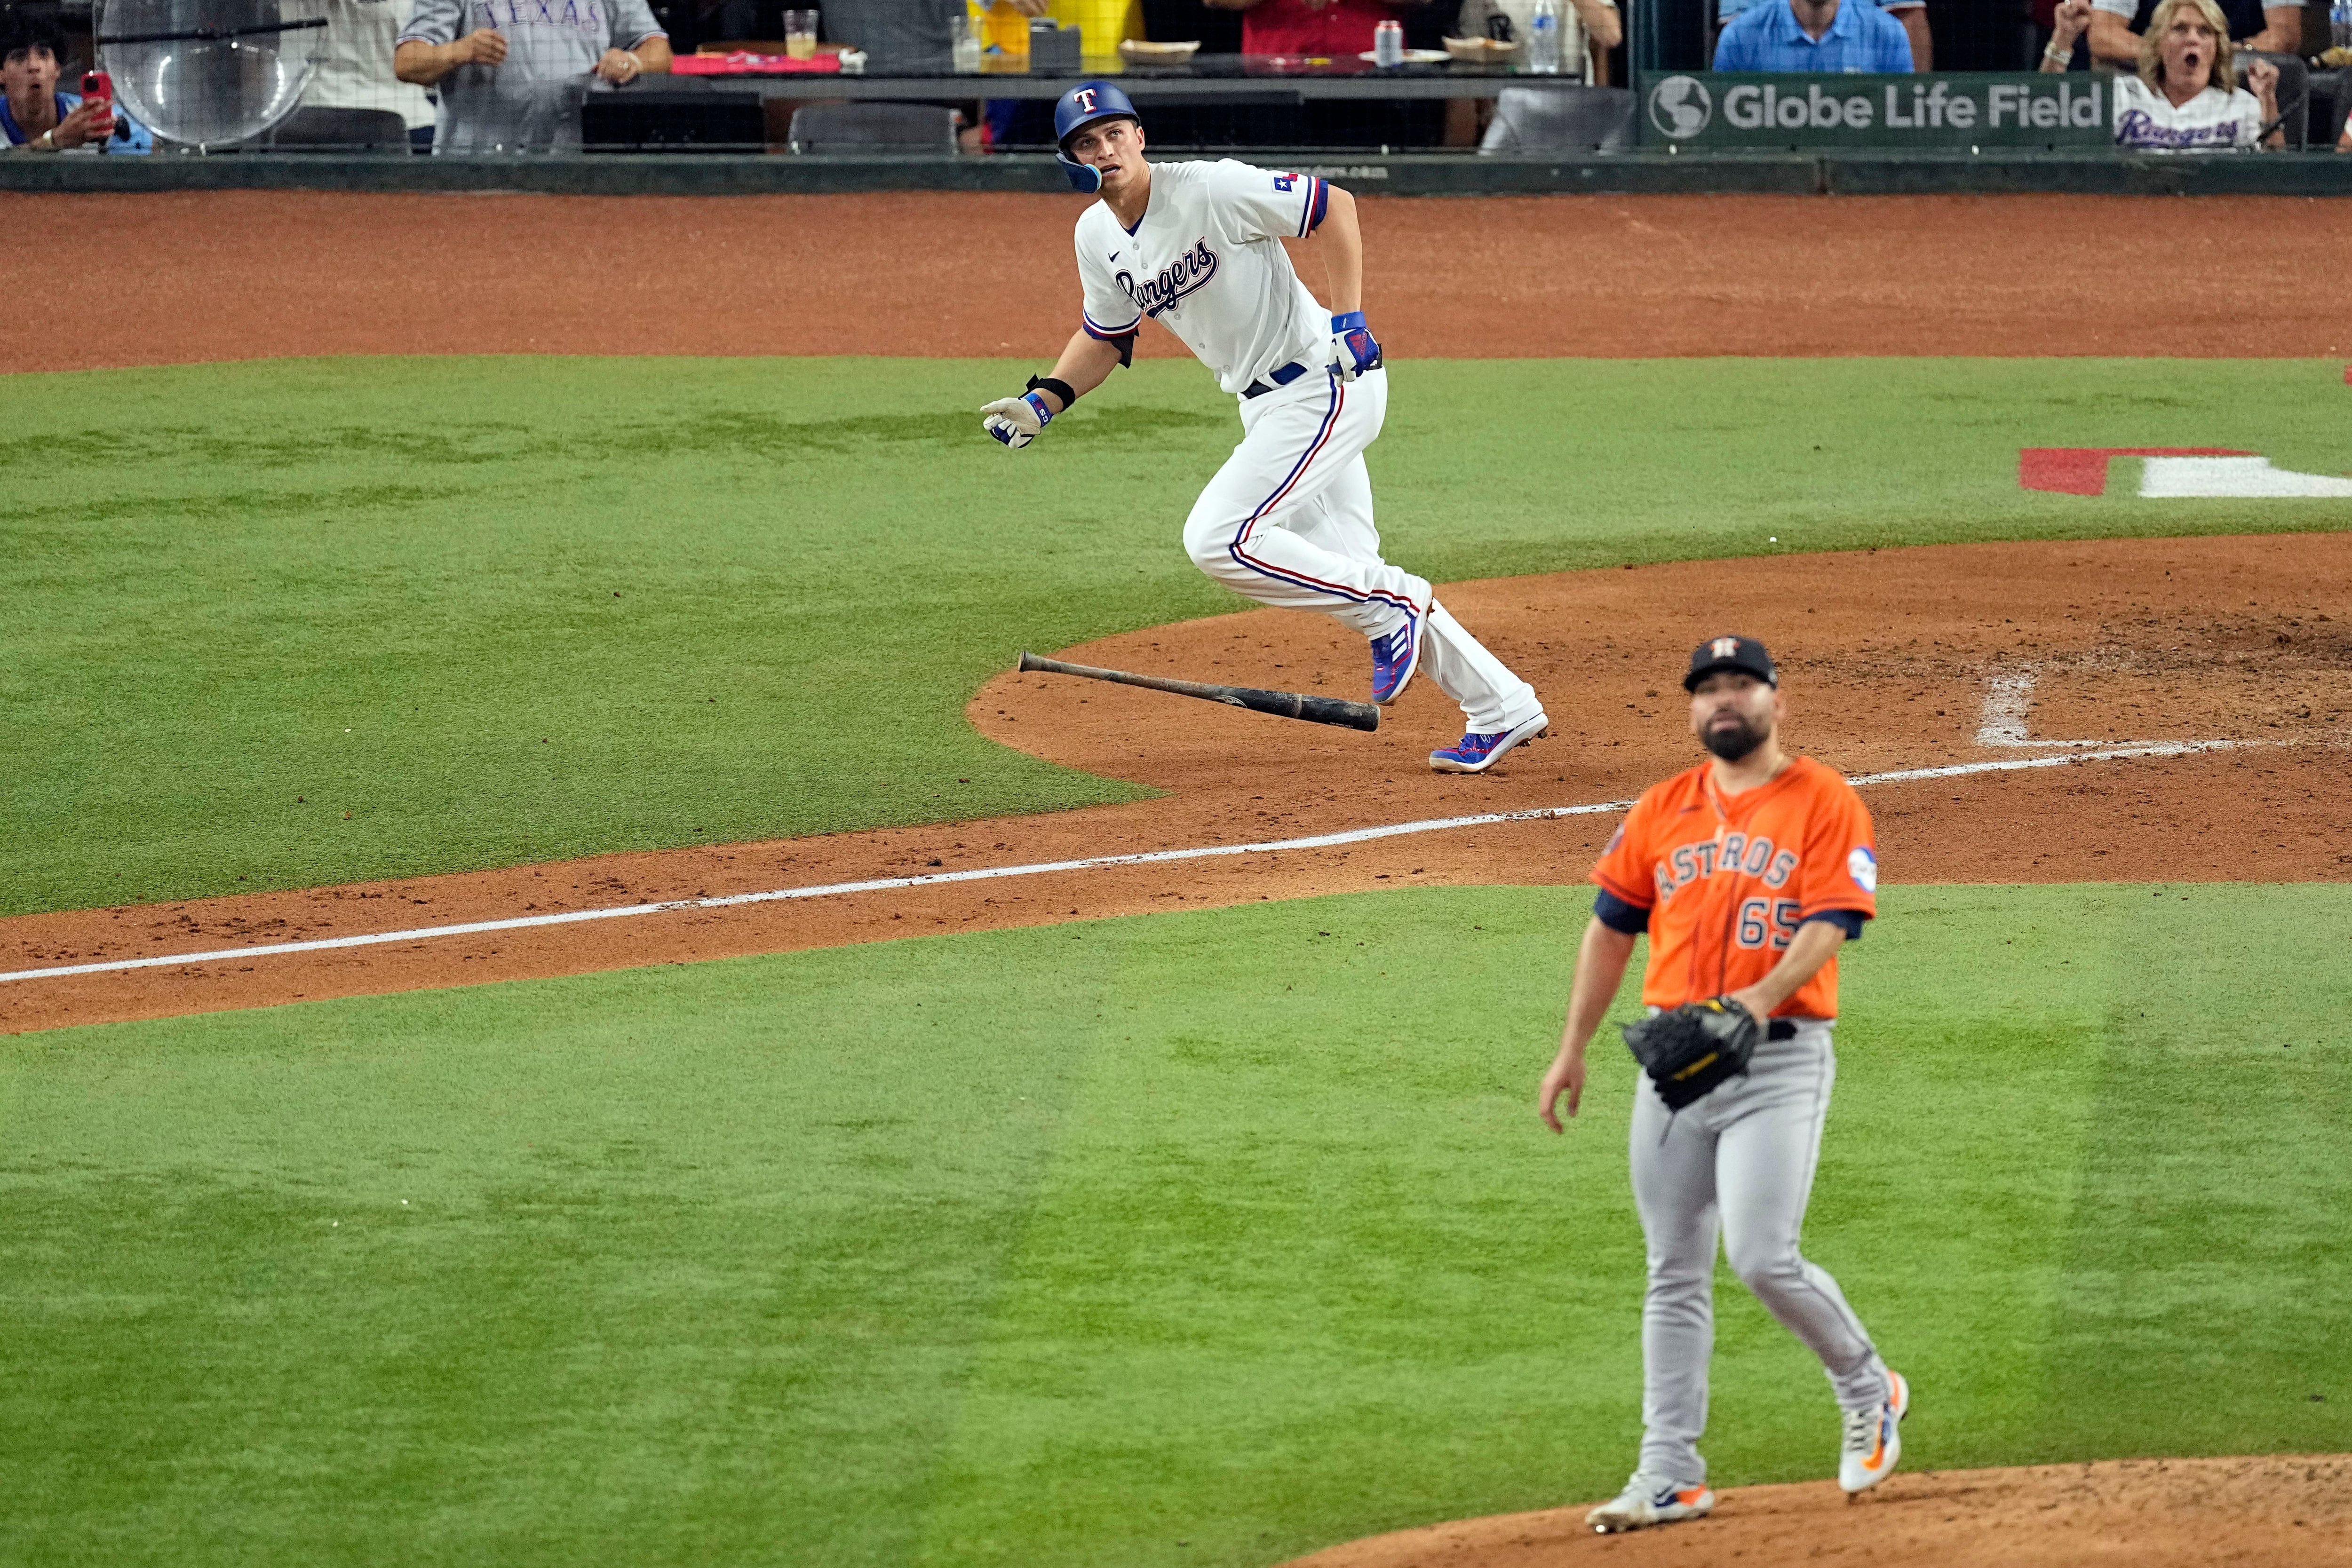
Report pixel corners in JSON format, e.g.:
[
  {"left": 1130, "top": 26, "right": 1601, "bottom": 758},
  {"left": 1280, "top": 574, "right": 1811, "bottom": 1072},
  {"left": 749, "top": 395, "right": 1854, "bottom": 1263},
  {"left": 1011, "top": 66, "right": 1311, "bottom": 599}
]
[{"left": 1052, "top": 81, "right": 1138, "bottom": 193}]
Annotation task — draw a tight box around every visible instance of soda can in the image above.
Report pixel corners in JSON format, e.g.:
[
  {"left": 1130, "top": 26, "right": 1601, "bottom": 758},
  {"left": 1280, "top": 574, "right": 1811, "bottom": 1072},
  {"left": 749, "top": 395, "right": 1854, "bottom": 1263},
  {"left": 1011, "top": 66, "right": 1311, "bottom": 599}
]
[{"left": 1374, "top": 18, "right": 1404, "bottom": 67}]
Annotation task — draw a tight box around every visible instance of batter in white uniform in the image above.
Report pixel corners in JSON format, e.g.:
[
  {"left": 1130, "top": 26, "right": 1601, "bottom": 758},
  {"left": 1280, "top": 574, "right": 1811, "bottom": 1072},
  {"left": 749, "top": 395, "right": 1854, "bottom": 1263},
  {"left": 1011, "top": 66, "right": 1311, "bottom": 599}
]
[{"left": 981, "top": 83, "right": 1548, "bottom": 775}]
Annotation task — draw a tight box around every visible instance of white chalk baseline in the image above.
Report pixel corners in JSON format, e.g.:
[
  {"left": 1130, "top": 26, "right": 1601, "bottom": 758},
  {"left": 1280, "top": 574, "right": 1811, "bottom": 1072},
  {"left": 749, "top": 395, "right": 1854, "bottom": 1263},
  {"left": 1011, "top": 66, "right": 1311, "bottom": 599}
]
[{"left": 0, "top": 739, "right": 2247, "bottom": 987}]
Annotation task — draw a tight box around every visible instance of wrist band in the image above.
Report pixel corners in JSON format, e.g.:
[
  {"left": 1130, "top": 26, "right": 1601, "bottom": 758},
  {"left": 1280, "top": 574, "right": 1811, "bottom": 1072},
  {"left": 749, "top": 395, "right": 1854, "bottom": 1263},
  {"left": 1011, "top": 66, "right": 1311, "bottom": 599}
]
[
  {"left": 2043, "top": 40, "right": 2071, "bottom": 60},
  {"left": 1025, "top": 374, "right": 1077, "bottom": 412},
  {"left": 1330, "top": 309, "right": 1367, "bottom": 332},
  {"left": 1020, "top": 390, "right": 1054, "bottom": 427}
]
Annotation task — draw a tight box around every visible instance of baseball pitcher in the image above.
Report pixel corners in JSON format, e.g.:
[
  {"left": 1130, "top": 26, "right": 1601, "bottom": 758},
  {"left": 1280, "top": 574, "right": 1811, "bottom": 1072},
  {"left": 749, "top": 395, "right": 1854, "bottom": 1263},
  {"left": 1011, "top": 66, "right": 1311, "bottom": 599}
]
[
  {"left": 981, "top": 83, "right": 1548, "bottom": 775},
  {"left": 1537, "top": 635, "right": 1905, "bottom": 1533}
]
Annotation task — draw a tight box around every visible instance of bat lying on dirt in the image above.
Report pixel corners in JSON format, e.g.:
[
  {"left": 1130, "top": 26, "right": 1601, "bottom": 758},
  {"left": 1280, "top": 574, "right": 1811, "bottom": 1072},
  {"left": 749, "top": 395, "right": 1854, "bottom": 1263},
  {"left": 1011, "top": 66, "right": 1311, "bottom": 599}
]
[{"left": 1015, "top": 652, "right": 1380, "bottom": 732}]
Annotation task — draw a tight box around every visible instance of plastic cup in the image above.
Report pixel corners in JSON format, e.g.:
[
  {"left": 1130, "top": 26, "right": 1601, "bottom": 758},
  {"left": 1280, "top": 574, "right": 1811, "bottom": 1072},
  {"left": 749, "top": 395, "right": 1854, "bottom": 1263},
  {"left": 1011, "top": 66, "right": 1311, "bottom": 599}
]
[{"left": 785, "top": 9, "right": 818, "bottom": 59}]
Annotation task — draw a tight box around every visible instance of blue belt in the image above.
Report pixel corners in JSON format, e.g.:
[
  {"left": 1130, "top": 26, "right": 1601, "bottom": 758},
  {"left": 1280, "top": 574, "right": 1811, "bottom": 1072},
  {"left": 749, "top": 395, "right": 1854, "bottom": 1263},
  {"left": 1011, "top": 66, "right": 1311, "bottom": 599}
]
[{"left": 1242, "top": 360, "right": 1311, "bottom": 399}]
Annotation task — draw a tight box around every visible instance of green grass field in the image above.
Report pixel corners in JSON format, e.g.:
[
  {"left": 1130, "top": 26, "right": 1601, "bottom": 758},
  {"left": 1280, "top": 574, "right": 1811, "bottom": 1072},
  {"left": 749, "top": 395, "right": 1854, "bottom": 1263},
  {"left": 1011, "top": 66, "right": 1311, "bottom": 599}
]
[
  {"left": 3, "top": 355, "right": 2347, "bottom": 1567},
  {"left": 1, "top": 885, "right": 2345, "bottom": 1568},
  {"left": 4, "top": 356, "right": 2348, "bottom": 915}
]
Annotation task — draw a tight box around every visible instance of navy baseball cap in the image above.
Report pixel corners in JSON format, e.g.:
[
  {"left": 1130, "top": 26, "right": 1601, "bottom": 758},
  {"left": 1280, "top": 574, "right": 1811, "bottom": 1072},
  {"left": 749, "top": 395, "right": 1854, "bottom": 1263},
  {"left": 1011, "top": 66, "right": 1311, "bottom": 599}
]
[
  {"left": 1683, "top": 635, "right": 1777, "bottom": 691},
  {"left": 1053, "top": 81, "right": 1138, "bottom": 192}
]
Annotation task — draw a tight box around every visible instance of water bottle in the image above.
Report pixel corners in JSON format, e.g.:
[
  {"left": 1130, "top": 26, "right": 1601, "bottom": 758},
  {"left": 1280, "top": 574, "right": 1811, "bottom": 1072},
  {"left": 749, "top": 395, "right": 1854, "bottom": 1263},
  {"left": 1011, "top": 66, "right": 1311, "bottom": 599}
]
[
  {"left": 1528, "top": 0, "right": 1561, "bottom": 74},
  {"left": 1374, "top": 17, "right": 1405, "bottom": 67},
  {"left": 2335, "top": 0, "right": 2350, "bottom": 48}
]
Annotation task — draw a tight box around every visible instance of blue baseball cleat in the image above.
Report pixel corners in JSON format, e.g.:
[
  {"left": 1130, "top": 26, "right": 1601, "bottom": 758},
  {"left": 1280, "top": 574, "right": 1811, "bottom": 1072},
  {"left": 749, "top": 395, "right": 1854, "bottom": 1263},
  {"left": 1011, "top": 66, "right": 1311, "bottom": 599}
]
[
  {"left": 1429, "top": 712, "right": 1549, "bottom": 774},
  {"left": 1368, "top": 606, "right": 1424, "bottom": 705}
]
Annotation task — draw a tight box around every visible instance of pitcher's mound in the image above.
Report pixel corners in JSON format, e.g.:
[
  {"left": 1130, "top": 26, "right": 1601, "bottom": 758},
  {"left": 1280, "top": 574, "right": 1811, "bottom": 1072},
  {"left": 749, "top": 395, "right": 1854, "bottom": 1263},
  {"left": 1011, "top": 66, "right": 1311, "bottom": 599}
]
[{"left": 1282, "top": 1455, "right": 2352, "bottom": 1568}]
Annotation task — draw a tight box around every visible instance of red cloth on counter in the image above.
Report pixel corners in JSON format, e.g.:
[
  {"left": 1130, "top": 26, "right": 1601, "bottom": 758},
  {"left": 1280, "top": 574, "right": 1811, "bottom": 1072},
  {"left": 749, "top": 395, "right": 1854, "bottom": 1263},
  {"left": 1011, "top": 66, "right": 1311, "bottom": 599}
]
[
  {"left": 1241, "top": 0, "right": 1416, "bottom": 57},
  {"left": 672, "top": 51, "right": 842, "bottom": 73}
]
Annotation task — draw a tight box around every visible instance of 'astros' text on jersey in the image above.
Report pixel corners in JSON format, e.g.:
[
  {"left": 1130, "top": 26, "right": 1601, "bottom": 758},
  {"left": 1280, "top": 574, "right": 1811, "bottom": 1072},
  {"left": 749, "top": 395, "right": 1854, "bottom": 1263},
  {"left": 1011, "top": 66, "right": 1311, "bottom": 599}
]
[{"left": 1590, "top": 756, "right": 1877, "bottom": 1018}]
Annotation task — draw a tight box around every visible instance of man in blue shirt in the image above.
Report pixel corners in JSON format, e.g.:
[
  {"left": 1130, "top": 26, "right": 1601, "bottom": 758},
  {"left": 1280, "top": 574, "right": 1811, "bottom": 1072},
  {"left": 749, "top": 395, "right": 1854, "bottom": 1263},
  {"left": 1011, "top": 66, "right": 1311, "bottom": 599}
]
[
  {"left": 1713, "top": 0, "right": 1915, "bottom": 71},
  {"left": 1716, "top": 0, "right": 1930, "bottom": 67}
]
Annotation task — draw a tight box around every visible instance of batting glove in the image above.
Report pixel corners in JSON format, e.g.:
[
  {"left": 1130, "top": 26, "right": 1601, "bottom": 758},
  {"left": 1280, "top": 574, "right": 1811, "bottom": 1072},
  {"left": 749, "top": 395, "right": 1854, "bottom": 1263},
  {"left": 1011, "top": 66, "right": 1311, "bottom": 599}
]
[
  {"left": 1328, "top": 311, "right": 1382, "bottom": 383},
  {"left": 980, "top": 391, "right": 1054, "bottom": 450}
]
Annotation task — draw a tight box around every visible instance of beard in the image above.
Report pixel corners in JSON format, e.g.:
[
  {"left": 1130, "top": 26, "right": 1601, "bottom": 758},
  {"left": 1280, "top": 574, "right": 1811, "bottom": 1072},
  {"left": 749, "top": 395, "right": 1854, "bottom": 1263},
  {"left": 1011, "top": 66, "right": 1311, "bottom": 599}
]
[{"left": 1702, "top": 713, "right": 1769, "bottom": 762}]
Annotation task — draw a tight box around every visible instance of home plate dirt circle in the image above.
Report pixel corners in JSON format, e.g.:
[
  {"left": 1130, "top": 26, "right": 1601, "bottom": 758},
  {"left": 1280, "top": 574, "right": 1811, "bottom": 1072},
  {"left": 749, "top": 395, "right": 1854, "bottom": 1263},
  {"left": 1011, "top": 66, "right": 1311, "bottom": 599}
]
[{"left": 1277, "top": 1456, "right": 2352, "bottom": 1567}]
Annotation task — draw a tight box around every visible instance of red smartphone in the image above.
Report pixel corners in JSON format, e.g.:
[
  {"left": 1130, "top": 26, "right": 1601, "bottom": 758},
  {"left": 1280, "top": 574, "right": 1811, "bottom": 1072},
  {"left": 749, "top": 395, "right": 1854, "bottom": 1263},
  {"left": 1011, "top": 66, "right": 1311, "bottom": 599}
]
[{"left": 79, "top": 69, "right": 114, "bottom": 135}]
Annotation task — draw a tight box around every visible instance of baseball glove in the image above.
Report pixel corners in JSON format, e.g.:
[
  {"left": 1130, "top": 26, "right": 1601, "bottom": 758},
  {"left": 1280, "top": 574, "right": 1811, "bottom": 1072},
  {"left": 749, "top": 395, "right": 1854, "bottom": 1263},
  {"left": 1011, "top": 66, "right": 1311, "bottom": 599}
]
[{"left": 1621, "top": 998, "right": 1761, "bottom": 1111}]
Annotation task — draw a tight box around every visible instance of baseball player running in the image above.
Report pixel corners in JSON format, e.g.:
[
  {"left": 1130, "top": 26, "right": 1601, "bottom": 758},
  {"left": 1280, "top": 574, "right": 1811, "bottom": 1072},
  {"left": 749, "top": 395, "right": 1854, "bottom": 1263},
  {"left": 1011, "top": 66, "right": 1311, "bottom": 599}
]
[
  {"left": 980, "top": 84, "right": 1547, "bottom": 774},
  {"left": 1536, "top": 635, "right": 1905, "bottom": 1533}
]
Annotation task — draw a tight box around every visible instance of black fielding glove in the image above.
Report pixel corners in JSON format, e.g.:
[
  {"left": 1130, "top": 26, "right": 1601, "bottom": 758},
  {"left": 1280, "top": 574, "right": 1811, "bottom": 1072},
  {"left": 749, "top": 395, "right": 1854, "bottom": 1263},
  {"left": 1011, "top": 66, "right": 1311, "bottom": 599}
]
[{"left": 1621, "top": 998, "right": 1762, "bottom": 1111}]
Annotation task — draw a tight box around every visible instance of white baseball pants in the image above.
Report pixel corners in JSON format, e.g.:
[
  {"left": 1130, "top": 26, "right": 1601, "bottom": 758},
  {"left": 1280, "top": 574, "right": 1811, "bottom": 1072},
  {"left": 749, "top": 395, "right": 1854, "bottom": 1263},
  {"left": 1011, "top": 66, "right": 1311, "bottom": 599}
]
[
  {"left": 1628, "top": 1022, "right": 1889, "bottom": 1485},
  {"left": 1178, "top": 367, "right": 1541, "bottom": 734}
]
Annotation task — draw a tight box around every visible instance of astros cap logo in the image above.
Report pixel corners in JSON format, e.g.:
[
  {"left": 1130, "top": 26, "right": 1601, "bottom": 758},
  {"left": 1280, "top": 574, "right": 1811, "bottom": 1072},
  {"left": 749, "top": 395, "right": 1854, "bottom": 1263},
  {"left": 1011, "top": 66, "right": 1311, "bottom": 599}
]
[
  {"left": 1710, "top": 636, "right": 1740, "bottom": 659},
  {"left": 1073, "top": 87, "right": 1099, "bottom": 114}
]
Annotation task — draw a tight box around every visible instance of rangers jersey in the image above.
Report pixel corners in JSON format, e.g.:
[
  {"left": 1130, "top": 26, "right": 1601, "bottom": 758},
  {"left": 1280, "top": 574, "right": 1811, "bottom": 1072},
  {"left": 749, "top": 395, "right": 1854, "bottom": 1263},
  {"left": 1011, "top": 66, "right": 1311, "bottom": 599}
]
[
  {"left": 1075, "top": 159, "right": 1334, "bottom": 397},
  {"left": 1590, "top": 756, "right": 1877, "bottom": 1019},
  {"left": 2111, "top": 76, "right": 2265, "bottom": 152}
]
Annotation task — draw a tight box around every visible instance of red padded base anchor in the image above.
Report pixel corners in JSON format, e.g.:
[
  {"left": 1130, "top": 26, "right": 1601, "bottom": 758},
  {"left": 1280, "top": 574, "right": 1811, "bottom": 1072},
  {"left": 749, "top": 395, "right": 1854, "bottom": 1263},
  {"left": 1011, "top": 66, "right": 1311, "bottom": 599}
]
[{"left": 2018, "top": 447, "right": 2255, "bottom": 497}]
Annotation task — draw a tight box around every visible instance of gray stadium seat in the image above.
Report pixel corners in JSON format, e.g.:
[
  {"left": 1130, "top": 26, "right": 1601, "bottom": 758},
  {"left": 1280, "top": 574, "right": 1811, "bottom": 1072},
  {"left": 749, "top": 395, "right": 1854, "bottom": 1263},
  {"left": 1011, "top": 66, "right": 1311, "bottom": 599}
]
[
  {"left": 253, "top": 107, "right": 412, "bottom": 150},
  {"left": 786, "top": 103, "right": 957, "bottom": 156},
  {"left": 2314, "top": 66, "right": 2351, "bottom": 149},
  {"left": 1479, "top": 86, "right": 1637, "bottom": 155},
  {"left": 2235, "top": 52, "right": 2310, "bottom": 149}
]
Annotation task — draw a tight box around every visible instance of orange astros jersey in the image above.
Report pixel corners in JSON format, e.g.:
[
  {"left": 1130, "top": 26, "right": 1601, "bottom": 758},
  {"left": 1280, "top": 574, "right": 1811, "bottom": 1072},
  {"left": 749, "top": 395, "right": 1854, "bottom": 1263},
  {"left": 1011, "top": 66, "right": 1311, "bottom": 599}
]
[{"left": 1590, "top": 755, "right": 1877, "bottom": 1019}]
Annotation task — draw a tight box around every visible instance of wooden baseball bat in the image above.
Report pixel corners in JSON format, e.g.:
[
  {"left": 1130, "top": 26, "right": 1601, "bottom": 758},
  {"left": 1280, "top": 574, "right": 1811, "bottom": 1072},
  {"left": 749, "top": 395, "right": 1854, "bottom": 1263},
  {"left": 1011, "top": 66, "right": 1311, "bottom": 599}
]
[{"left": 1016, "top": 652, "right": 1380, "bottom": 732}]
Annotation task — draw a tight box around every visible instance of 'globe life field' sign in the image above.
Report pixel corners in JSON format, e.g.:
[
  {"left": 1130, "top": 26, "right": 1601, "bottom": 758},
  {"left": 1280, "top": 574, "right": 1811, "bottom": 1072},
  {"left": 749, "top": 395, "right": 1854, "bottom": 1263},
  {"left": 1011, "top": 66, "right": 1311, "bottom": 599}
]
[{"left": 1640, "top": 73, "right": 2110, "bottom": 149}]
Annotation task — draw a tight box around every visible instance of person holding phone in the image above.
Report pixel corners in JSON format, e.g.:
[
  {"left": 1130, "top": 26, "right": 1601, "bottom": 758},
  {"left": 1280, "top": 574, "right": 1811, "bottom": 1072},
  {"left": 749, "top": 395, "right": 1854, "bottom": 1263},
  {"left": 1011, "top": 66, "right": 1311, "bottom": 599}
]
[{"left": 0, "top": 27, "right": 150, "bottom": 152}]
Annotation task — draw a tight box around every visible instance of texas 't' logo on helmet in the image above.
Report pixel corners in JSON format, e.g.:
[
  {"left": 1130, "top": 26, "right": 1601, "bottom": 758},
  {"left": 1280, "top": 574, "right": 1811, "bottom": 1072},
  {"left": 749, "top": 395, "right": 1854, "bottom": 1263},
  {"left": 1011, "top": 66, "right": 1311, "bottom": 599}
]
[
  {"left": 1710, "top": 636, "right": 1740, "bottom": 659},
  {"left": 1073, "top": 87, "right": 1099, "bottom": 114}
]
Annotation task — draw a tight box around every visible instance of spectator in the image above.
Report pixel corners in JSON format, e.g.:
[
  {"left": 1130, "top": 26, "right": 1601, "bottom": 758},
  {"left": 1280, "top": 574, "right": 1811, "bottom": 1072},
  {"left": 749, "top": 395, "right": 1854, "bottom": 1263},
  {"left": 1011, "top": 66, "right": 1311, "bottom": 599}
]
[
  {"left": 1458, "top": 0, "right": 1621, "bottom": 79},
  {"left": 1716, "top": 0, "right": 1926, "bottom": 69},
  {"left": 1712, "top": 0, "right": 1914, "bottom": 71},
  {"left": 396, "top": 0, "right": 671, "bottom": 152},
  {"left": 2045, "top": 0, "right": 2281, "bottom": 149},
  {"left": 2084, "top": 0, "right": 2296, "bottom": 69},
  {"left": 1202, "top": 0, "right": 1440, "bottom": 59},
  {"left": 1, "top": 27, "right": 151, "bottom": 153},
  {"left": 1446, "top": 0, "right": 1620, "bottom": 144},
  {"left": 822, "top": 0, "right": 1044, "bottom": 72},
  {"left": 267, "top": 0, "right": 435, "bottom": 148}
]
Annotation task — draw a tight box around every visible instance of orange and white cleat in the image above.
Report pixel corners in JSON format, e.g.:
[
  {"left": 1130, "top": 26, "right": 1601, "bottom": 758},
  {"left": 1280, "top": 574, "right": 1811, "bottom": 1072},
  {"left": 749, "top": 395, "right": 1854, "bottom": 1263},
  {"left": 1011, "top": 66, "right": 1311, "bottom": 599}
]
[
  {"left": 1586, "top": 1473, "right": 1716, "bottom": 1534},
  {"left": 1839, "top": 1368, "right": 1910, "bottom": 1495}
]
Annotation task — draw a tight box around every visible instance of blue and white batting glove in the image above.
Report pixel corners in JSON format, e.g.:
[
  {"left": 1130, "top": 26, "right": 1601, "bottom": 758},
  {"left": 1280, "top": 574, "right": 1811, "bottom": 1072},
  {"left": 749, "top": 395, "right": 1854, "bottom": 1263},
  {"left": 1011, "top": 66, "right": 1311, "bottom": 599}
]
[
  {"left": 979, "top": 390, "right": 1054, "bottom": 450},
  {"left": 1328, "top": 311, "right": 1382, "bottom": 383}
]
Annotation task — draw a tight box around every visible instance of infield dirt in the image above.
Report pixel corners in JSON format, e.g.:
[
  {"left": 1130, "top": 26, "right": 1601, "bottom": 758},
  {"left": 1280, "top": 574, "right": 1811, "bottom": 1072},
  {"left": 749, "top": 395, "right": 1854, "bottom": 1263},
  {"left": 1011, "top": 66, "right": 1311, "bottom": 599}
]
[{"left": 5, "top": 531, "right": 2344, "bottom": 1034}]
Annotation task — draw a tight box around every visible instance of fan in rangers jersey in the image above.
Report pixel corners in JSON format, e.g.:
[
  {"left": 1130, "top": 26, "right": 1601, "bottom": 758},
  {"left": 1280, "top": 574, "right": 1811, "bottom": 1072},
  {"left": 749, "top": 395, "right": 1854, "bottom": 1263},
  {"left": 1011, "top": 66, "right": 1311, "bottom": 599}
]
[{"left": 980, "top": 83, "right": 1549, "bottom": 775}]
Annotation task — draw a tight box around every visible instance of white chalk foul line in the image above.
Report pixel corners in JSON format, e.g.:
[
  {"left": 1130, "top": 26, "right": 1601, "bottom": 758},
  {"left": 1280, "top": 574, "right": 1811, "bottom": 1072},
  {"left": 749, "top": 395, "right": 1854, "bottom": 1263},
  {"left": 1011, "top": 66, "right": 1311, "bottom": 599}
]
[{"left": 0, "top": 740, "right": 2248, "bottom": 987}]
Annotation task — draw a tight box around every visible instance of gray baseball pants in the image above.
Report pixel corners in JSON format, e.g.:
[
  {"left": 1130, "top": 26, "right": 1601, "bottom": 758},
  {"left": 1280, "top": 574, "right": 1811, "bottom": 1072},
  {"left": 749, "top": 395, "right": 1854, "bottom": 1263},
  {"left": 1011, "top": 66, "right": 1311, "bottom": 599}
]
[{"left": 1629, "top": 1020, "right": 1887, "bottom": 1485}]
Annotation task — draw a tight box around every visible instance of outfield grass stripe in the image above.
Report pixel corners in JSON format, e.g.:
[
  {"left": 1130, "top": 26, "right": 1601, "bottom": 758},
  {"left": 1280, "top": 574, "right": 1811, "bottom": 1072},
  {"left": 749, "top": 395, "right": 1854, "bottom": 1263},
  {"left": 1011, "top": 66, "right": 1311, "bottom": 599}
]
[{"left": 0, "top": 740, "right": 2254, "bottom": 988}]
